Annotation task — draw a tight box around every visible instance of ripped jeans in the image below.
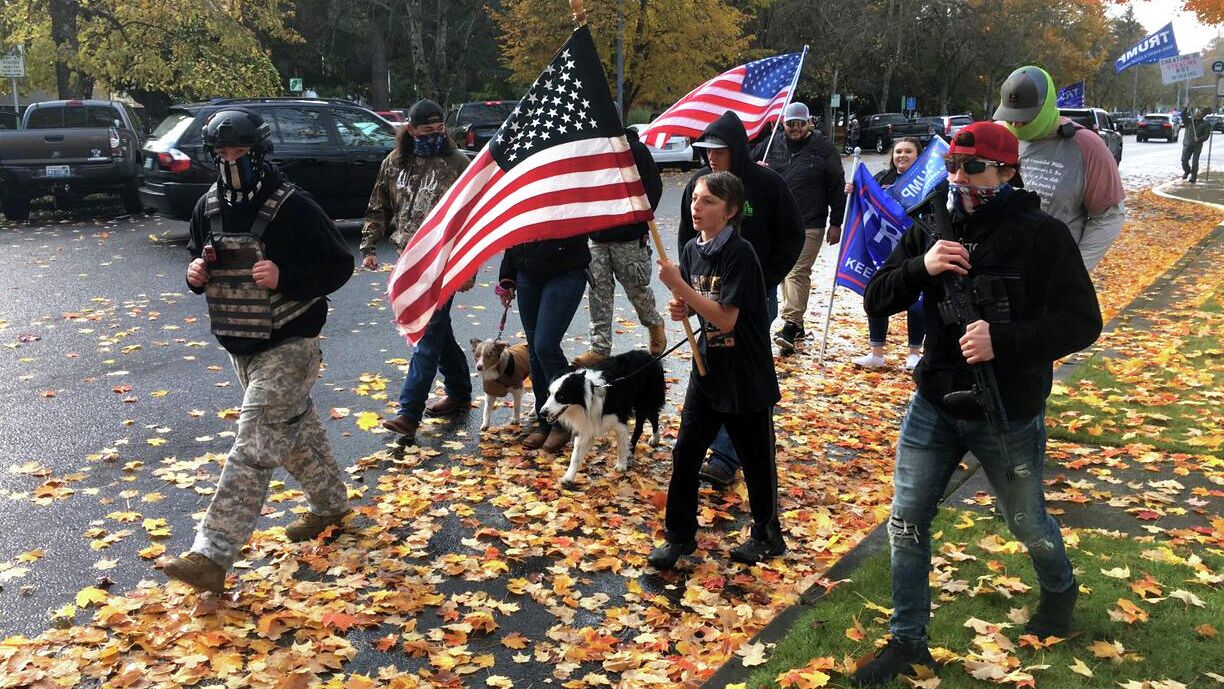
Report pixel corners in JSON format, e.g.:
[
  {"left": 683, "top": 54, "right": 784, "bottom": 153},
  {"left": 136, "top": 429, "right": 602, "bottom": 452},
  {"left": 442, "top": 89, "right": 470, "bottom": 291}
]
[{"left": 888, "top": 393, "right": 1073, "bottom": 644}]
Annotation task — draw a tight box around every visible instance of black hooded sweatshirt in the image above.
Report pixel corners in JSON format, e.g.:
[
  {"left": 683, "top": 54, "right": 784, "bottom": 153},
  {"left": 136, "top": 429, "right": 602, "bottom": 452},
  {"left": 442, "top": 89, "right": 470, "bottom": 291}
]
[
  {"left": 591, "top": 128, "right": 663, "bottom": 243},
  {"left": 677, "top": 111, "right": 804, "bottom": 288},
  {"left": 864, "top": 189, "right": 1102, "bottom": 420},
  {"left": 186, "top": 164, "right": 354, "bottom": 356}
]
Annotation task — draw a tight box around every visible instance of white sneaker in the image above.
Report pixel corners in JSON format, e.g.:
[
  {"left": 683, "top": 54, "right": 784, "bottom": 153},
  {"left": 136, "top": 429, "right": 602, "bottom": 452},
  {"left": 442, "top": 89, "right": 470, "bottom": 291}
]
[
  {"left": 853, "top": 353, "right": 885, "bottom": 368},
  {"left": 905, "top": 353, "right": 921, "bottom": 371}
]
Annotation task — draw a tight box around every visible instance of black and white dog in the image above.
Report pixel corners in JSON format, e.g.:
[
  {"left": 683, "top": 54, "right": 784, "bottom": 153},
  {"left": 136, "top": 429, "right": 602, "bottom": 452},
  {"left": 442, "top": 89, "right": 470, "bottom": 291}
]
[{"left": 541, "top": 350, "right": 665, "bottom": 486}]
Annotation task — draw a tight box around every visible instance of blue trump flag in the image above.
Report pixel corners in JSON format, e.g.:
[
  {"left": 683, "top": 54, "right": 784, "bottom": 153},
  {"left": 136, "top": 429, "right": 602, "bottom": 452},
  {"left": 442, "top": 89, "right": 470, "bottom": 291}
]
[
  {"left": 887, "top": 135, "right": 949, "bottom": 212},
  {"left": 836, "top": 164, "right": 913, "bottom": 296},
  {"left": 1057, "top": 80, "right": 1085, "bottom": 107},
  {"left": 1116, "top": 22, "right": 1178, "bottom": 73}
]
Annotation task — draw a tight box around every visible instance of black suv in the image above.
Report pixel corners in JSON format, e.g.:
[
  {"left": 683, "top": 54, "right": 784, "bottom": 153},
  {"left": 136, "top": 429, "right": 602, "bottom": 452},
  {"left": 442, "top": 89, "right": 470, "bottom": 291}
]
[
  {"left": 446, "top": 100, "right": 516, "bottom": 156},
  {"left": 139, "top": 98, "right": 398, "bottom": 220}
]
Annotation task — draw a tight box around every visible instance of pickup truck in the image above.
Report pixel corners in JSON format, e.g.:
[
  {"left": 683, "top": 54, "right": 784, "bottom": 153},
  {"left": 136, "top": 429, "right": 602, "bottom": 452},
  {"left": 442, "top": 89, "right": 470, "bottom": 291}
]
[
  {"left": 859, "top": 113, "right": 935, "bottom": 154},
  {"left": 0, "top": 100, "right": 146, "bottom": 221}
]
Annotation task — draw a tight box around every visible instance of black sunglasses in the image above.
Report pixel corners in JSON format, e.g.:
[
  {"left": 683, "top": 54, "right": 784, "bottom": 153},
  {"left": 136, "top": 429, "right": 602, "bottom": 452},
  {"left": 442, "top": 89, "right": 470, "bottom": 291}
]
[
  {"left": 784, "top": 120, "right": 808, "bottom": 128},
  {"left": 944, "top": 158, "right": 1005, "bottom": 174}
]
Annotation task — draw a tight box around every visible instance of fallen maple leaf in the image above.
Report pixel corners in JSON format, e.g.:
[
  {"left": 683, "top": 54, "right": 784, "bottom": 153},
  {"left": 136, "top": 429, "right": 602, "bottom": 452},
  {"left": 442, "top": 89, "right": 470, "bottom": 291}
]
[
  {"left": 1087, "top": 639, "right": 1125, "bottom": 662},
  {"left": 1067, "top": 657, "right": 1094, "bottom": 678},
  {"left": 1168, "top": 589, "right": 1206, "bottom": 608},
  {"left": 75, "top": 586, "right": 108, "bottom": 608},
  {"left": 321, "top": 611, "right": 361, "bottom": 632}
]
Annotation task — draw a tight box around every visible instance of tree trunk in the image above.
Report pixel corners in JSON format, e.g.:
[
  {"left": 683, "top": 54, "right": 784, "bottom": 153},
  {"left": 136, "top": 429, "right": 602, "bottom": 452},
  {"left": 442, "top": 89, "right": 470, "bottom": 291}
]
[
  {"left": 370, "top": 4, "right": 390, "bottom": 109},
  {"left": 49, "top": 0, "right": 82, "bottom": 99},
  {"left": 405, "top": 1, "right": 431, "bottom": 100}
]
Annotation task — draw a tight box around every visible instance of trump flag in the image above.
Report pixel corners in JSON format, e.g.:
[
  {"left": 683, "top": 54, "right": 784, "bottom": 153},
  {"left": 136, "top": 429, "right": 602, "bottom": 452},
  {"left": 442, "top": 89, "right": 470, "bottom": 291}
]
[{"left": 836, "top": 164, "right": 913, "bottom": 296}]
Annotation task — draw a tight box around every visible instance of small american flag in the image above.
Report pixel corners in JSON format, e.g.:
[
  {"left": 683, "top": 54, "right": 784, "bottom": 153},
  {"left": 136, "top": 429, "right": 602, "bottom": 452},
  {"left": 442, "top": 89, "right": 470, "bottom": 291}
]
[
  {"left": 387, "top": 25, "right": 653, "bottom": 344},
  {"left": 641, "top": 52, "right": 803, "bottom": 148}
]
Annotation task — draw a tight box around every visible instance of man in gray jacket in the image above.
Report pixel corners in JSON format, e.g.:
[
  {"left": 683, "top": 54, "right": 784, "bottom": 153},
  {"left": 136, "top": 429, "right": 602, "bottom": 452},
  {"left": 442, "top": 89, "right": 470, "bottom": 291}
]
[{"left": 1182, "top": 108, "right": 1211, "bottom": 184}]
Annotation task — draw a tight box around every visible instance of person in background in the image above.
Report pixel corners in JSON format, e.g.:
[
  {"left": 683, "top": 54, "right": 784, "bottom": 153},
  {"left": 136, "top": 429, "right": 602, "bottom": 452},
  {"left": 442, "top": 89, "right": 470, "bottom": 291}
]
[
  {"left": 754, "top": 101, "right": 846, "bottom": 355},
  {"left": 845, "top": 137, "right": 926, "bottom": 370},
  {"left": 362, "top": 99, "right": 474, "bottom": 443},
  {"left": 993, "top": 65, "right": 1124, "bottom": 272},
  {"left": 1182, "top": 107, "right": 1211, "bottom": 184},
  {"left": 572, "top": 126, "right": 667, "bottom": 366}
]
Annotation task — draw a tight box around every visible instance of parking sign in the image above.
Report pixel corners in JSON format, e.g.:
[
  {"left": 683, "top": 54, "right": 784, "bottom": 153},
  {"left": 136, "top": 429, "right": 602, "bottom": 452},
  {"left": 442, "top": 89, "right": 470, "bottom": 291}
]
[
  {"left": 289, "top": 78, "right": 303, "bottom": 92},
  {"left": 0, "top": 50, "right": 25, "bottom": 78}
]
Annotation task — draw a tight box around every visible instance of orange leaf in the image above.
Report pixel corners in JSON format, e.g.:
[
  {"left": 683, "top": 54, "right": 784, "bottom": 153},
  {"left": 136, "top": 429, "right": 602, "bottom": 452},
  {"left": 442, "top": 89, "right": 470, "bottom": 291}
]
[{"left": 322, "top": 611, "right": 361, "bottom": 632}]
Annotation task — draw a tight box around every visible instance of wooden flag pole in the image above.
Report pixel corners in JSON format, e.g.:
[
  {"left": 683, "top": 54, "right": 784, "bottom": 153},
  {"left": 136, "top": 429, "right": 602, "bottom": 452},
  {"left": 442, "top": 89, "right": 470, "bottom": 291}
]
[{"left": 649, "top": 221, "right": 707, "bottom": 376}]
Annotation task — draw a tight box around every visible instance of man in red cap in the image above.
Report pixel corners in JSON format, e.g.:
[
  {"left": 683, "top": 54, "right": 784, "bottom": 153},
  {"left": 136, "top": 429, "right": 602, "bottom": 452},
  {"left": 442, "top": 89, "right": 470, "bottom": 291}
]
[{"left": 855, "top": 122, "right": 1102, "bottom": 686}]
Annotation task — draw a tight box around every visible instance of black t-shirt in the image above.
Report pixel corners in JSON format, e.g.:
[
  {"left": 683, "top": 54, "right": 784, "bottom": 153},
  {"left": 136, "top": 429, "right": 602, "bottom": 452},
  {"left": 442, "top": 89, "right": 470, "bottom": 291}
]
[{"left": 680, "top": 232, "right": 780, "bottom": 414}]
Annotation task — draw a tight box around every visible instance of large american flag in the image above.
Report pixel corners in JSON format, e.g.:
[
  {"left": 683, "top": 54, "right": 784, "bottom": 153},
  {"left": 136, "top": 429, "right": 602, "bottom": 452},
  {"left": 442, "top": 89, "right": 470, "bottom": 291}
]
[
  {"left": 641, "top": 52, "right": 803, "bottom": 148},
  {"left": 387, "top": 25, "right": 653, "bottom": 344}
]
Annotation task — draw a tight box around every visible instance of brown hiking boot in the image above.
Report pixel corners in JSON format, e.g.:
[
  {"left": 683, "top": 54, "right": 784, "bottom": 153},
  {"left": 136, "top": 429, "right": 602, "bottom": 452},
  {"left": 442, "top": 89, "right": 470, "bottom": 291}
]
[
  {"left": 571, "top": 350, "right": 609, "bottom": 367},
  {"left": 381, "top": 414, "right": 419, "bottom": 437},
  {"left": 162, "top": 552, "right": 226, "bottom": 593},
  {"left": 285, "top": 509, "right": 352, "bottom": 542},
  {"left": 424, "top": 396, "right": 470, "bottom": 417},
  {"left": 542, "top": 427, "right": 572, "bottom": 453},
  {"left": 648, "top": 323, "right": 667, "bottom": 356},
  {"left": 523, "top": 426, "right": 549, "bottom": 450}
]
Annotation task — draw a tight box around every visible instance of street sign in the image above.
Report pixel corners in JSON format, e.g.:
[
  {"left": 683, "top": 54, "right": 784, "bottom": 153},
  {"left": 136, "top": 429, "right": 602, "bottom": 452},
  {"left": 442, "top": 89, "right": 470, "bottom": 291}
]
[
  {"left": 830, "top": 93, "right": 840, "bottom": 108},
  {"left": 1160, "top": 54, "right": 1203, "bottom": 85},
  {"left": 0, "top": 50, "right": 25, "bottom": 78},
  {"left": 288, "top": 77, "right": 303, "bottom": 92},
  {"left": 1213, "top": 59, "right": 1224, "bottom": 74},
  {"left": 906, "top": 96, "right": 917, "bottom": 111}
]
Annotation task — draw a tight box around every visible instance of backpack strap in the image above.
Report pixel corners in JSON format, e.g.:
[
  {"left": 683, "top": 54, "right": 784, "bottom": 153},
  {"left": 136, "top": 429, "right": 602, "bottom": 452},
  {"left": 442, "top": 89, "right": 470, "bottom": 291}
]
[
  {"left": 203, "top": 184, "right": 224, "bottom": 237},
  {"left": 249, "top": 182, "right": 297, "bottom": 241}
]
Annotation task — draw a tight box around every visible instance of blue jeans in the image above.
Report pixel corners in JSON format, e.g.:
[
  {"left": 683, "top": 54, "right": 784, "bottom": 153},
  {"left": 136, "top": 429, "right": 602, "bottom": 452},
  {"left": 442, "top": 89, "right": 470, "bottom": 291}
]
[
  {"left": 516, "top": 269, "right": 587, "bottom": 423},
  {"left": 397, "top": 298, "right": 472, "bottom": 422},
  {"left": 707, "top": 289, "right": 778, "bottom": 472},
  {"left": 888, "top": 393, "right": 1073, "bottom": 644}
]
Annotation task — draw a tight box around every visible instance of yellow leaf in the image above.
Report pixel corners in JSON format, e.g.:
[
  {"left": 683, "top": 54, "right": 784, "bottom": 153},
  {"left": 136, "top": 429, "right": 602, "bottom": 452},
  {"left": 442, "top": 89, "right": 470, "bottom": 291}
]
[
  {"left": 1100, "top": 566, "right": 1131, "bottom": 579},
  {"left": 75, "top": 587, "right": 109, "bottom": 608},
  {"left": 1068, "top": 658, "right": 1094, "bottom": 678},
  {"left": 146, "top": 437, "right": 167, "bottom": 447},
  {"left": 355, "top": 411, "right": 382, "bottom": 431},
  {"left": 138, "top": 543, "right": 165, "bottom": 559},
  {"left": 486, "top": 677, "right": 514, "bottom": 689},
  {"left": 1088, "top": 639, "right": 1125, "bottom": 661},
  {"left": 16, "top": 549, "right": 44, "bottom": 563}
]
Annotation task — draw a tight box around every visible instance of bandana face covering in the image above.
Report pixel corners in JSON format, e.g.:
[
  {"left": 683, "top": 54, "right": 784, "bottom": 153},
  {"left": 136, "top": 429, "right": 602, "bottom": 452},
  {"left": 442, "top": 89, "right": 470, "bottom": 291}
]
[
  {"left": 949, "top": 183, "right": 1011, "bottom": 215},
  {"left": 218, "top": 154, "right": 263, "bottom": 205},
  {"left": 412, "top": 132, "right": 448, "bottom": 157}
]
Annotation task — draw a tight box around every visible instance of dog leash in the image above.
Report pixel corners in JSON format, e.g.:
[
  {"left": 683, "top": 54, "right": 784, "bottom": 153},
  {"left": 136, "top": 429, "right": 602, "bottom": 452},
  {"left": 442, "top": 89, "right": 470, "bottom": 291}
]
[
  {"left": 495, "top": 302, "right": 511, "bottom": 341},
  {"left": 595, "top": 337, "right": 689, "bottom": 389}
]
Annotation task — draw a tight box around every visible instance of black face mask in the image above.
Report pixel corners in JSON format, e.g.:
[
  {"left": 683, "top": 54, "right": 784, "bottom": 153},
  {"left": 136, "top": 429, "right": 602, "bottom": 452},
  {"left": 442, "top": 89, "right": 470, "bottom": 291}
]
[{"left": 215, "top": 151, "right": 266, "bottom": 205}]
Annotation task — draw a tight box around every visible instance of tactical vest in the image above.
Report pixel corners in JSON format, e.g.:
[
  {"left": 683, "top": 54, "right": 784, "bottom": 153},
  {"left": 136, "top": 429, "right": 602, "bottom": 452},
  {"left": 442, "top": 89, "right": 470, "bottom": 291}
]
[{"left": 202, "top": 183, "right": 319, "bottom": 339}]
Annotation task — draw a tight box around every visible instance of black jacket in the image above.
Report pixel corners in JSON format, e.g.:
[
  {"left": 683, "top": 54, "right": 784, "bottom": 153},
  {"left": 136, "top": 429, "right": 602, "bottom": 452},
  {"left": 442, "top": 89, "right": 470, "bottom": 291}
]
[
  {"left": 864, "top": 189, "right": 1102, "bottom": 420},
  {"left": 187, "top": 165, "right": 354, "bottom": 356},
  {"left": 678, "top": 111, "right": 804, "bottom": 287},
  {"left": 591, "top": 129, "right": 663, "bottom": 243},
  {"left": 753, "top": 130, "right": 846, "bottom": 229},
  {"left": 499, "top": 235, "right": 591, "bottom": 283}
]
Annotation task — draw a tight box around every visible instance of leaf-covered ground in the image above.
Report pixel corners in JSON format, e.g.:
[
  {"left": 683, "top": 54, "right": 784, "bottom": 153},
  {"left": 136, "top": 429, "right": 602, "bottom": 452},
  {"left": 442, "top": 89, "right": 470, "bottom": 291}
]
[{"left": 1, "top": 182, "right": 1221, "bottom": 689}]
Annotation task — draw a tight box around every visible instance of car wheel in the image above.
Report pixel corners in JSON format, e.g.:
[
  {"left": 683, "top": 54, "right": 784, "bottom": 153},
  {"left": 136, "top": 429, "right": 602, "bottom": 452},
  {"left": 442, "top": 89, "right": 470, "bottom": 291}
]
[
  {"left": 121, "top": 180, "right": 143, "bottom": 214},
  {"left": 1, "top": 190, "right": 30, "bottom": 221},
  {"left": 1137, "top": 136, "right": 1145, "bottom": 142}
]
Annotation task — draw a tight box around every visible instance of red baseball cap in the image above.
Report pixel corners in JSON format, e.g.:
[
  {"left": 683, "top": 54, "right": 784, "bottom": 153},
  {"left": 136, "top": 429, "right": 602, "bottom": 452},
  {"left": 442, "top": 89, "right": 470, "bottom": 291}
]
[{"left": 946, "top": 121, "right": 1019, "bottom": 166}]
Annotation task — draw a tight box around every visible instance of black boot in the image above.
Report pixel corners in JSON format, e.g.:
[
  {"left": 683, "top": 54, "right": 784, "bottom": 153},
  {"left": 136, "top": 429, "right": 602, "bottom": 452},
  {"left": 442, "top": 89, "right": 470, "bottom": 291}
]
[
  {"left": 773, "top": 321, "right": 802, "bottom": 354},
  {"left": 647, "top": 540, "right": 697, "bottom": 570},
  {"left": 850, "top": 637, "right": 936, "bottom": 686},
  {"left": 1025, "top": 578, "right": 1078, "bottom": 638}
]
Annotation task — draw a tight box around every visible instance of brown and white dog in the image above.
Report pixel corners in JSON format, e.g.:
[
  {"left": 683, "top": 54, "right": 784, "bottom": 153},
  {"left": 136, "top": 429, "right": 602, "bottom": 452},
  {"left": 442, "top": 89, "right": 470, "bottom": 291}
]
[{"left": 470, "top": 338, "right": 531, "bottom": 431}]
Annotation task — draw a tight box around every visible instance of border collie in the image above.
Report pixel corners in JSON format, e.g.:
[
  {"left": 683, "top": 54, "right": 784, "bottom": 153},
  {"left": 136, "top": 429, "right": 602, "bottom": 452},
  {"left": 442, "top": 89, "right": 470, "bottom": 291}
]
[
  {"left": 470, "top": 338, "right": 531, "bottom": 431},
  {"left": 541, "top": 350, "right": 665, "bottom": 486}
]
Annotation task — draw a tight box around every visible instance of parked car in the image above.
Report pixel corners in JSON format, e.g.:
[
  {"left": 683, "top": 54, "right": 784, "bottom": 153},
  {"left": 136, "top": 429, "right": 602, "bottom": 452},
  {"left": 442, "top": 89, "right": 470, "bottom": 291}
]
[
  {"left": 1109, "top": 111, "right": 1139, "bottom": 135},
  {"left": 139, "top": 97, "right": 397, "bottom": 220},
  {"left": 1206, "top": 114, "right": 1224, "bottom": 133},
  {"left": 626, "top": 124, "right": 696, "bottom": 170},
  {"left": 0, "top": 111, "right": 18, "bottom": 130},
  {"left": 376, "top": 111, "right": 406, "bottom": 130},
  {"left": 0, "top": 99, "right": 146, "bottom": 220},
  {"left": 1136, "top": 113, "right": 1178, "bottom": 143},
  {"left": 446, "top": 100, "right": 516, "bottom": 156},
  {"left": 859, "top": 113, "right": 935, "bottom": 154},
  {"left": 918, "top": 115, "right": 974, "bottom": 140},
  {"left": 1059, "top": 107, "right": 1123, "bottom": 163}
]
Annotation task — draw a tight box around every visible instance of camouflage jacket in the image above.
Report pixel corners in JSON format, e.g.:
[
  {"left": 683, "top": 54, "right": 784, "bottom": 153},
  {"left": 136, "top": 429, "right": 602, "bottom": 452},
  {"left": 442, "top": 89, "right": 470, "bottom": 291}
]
[{"left": 360, "top": 147, "right": 470, "bottom": 256}]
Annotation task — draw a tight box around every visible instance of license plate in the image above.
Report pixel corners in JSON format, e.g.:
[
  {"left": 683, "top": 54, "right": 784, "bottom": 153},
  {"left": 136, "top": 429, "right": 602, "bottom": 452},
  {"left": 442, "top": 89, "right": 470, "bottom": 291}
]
[{"left": 45, "top": 165, "right": 70, "bottom": 177}]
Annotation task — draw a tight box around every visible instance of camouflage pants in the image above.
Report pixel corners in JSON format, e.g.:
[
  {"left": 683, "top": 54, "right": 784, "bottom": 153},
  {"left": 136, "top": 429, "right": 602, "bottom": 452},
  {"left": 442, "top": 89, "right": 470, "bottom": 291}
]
[
  {"left": 191, "top": 337, "right": 348, "bottom": 569},
  {"left": 587, "top": 239, "right": 663, "bottom": 355}
]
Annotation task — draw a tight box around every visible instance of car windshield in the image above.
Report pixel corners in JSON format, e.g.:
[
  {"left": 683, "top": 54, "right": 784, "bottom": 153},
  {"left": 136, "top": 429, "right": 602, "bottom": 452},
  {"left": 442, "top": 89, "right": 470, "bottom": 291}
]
[{"left": 460, "top": 102, "right": 515, "bottom": 127}]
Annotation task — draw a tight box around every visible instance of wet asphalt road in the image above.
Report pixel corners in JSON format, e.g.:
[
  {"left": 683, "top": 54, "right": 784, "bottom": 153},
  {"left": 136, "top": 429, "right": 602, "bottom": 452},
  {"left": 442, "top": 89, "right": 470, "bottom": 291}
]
[{"left": 0, "top": 137, "right": 1192, "bottom": 669}]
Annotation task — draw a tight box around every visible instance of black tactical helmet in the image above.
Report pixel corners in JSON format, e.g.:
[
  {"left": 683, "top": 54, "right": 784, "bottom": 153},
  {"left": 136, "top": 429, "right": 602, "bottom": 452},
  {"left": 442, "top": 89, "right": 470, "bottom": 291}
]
[{"left": 202, "top": 108, "right": 273, "bottom": 153}]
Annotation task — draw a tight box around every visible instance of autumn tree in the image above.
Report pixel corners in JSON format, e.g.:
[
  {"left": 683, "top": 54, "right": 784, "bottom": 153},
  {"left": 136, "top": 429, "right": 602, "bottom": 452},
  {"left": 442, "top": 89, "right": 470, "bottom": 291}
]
[{"left": 493, "top": 0, "right": 750, "bottom": 115}]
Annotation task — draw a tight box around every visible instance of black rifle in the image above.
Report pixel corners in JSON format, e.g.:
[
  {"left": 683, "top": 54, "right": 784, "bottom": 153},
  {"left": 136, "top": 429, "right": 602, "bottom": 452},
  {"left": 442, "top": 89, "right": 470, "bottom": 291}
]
[{"left": 908, "top": 187, "right": 1011, "bottom": 460}]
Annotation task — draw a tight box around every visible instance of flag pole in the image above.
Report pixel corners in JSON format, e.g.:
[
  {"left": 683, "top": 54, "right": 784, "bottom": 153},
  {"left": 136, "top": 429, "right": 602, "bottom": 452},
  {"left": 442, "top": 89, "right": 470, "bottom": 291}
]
[
  {"left": 649, "top": 221, "right": 708, "bottom": 376},
  {"left": 760, "top": 44, "right": 810, "bottom": 163},
  {"left": 575, "top": 0, "right": 706, "bottom": 376},
  {"left": 819, "top": 146, "right": 860, "bottom": 366}
]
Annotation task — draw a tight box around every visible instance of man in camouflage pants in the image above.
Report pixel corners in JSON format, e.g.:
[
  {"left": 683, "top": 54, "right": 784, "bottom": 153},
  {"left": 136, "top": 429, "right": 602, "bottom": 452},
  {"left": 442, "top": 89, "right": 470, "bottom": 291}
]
[
  {"left": 162, "top": 109, "right": 354, "bottom": 594},
  {"left": 573, "top": 127, "right": 667, "bottom": 366}
]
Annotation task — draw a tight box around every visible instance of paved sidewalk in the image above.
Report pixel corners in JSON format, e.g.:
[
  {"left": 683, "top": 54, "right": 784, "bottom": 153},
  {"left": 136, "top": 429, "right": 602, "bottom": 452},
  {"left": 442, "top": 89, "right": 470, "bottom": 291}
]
[{"left": 701, "top": 179, "right": 1224, "bottom": 688}]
